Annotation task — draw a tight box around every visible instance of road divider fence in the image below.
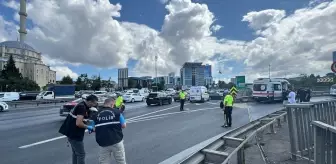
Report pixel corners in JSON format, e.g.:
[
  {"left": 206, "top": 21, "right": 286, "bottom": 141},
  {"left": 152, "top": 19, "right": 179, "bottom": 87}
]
[
  {"left": 209, "top": 91, "right": 331, "bottom": 102},
  {"left": 5, "top": 98, "right": 76, "bottom": 108},
  {"left": 286, "top": 101, "right": 336, "bottom": 163},
  {"left": 160, "top": 107, "right": 288, "bottom": 164},
  {"left": 161, "top": 99, "right": 336, "bottom": 164}
]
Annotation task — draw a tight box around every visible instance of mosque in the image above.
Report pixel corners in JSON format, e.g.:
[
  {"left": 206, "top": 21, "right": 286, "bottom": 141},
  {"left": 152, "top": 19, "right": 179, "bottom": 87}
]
[{"left": 0, "top": 0, "right": 56, "bottom": 88}]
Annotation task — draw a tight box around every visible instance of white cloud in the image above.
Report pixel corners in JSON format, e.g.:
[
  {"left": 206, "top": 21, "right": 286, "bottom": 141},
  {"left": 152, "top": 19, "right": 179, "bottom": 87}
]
[
  {"left": 51, "top": 66, "right": 78, "bottom": 80},
  {"left": 1, "top": 0, "right": 336, "bottom": 83},
  {"left": 211, "top": 24, "right": 222, "bottom": 32}
]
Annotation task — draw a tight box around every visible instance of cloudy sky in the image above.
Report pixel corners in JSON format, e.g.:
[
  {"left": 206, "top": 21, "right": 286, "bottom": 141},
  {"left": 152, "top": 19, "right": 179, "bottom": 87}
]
[{"left": 0, "top": 0, "right": 335, "bottom": 82}]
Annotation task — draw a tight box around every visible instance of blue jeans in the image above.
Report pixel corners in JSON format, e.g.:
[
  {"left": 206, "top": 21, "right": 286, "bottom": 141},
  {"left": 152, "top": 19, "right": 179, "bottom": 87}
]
[{"left": 68, "top": 138, "right": 86, "bottom": 164}]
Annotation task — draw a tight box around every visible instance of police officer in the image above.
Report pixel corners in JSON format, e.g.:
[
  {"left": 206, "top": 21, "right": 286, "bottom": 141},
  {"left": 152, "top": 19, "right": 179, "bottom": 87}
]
[
  {"left": 179, "top": 90, "right": 186, "bottom": 111},
  {"left": 115, "top": 93, "right": 124, "bottom": 108},
  {"left": 92, "top": 98, "right": 127, "bottom": 164},
  {"left": 59, "top": 95, "right": 99, "bottom": 164},
  {"left": 222, "top": 92, "right": 234, "bottom": 128}
]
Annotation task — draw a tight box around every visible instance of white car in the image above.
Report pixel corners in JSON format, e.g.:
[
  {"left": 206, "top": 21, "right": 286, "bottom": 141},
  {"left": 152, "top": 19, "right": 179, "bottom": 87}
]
[
  {"left": 0, "top": 101, "right": 9, "bottom": 112},
  {"left": 122, "top": 93, "right": 145, "bottom": 103}
]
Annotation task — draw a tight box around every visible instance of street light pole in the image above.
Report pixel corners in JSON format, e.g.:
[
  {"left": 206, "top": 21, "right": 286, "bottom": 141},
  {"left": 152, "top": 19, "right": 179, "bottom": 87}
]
[
  {"left": 155, "top": 55, "right": 158, "bottom": 91},
  {"left": 269, "top": 64, "right": 271, "bottom": 80}
]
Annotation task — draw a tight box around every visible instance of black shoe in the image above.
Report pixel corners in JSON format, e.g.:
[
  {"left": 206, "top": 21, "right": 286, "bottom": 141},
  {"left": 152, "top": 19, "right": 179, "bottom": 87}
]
[
  {"left": 225, "top": 125, "right": 231, "bottom": 128},
  {"left": 221, "top": 125, "right": 226, "bottom": 128}
]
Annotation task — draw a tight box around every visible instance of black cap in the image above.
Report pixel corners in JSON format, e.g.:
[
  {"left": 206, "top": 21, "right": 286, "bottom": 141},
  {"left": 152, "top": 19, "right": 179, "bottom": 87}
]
[{"left": 86, "top": 94, "right": 98, "bottom": 102}]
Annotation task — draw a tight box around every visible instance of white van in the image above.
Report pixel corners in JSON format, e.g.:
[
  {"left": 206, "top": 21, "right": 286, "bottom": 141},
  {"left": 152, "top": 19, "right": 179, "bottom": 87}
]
[
  {"left": 252, "top": 78, "right": 290, "bottom": 102},
  {"left": 36, "top": 91, "right": 55, "bottom": 100},
  {"left": 0, "top": 92, "right": 20, "bottom": 101},
  {"left": 93, "top": 91, "right": 107, "bottom": 97},
  {"left": 139, "top": 88, "right": 150, "bottom": 97},
  {"left": 189, "top": 86, "right": 210, "bottom": 103}
]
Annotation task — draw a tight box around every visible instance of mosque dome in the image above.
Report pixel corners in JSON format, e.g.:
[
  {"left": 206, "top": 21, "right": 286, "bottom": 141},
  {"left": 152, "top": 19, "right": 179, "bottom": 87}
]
[{"left": 0, "top": 41, "right": 36, "bottom": 52}]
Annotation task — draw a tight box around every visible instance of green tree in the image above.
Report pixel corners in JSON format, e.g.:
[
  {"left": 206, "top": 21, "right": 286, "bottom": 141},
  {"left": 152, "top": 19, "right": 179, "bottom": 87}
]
[
  {"left": 0, "top": 55, "right": 39, "bottom": 91},
  {"left": 1, "top": 55, "right": 22, "bottom": 79},
  {"left": 91, "top": 75, "right": 101, "bottom": 91},
  {"left": 60, "top": 75, "right": 73, "bottom": 84}
]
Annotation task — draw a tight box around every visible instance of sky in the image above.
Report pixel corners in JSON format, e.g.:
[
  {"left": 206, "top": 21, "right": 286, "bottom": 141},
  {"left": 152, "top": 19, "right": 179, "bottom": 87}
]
[{"left": 0, "top": 0, "right": 335, "bottom": 83}]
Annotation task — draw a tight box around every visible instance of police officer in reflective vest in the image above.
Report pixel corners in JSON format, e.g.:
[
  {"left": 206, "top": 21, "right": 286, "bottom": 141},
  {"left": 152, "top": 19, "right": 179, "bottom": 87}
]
[
  {"left": 115, "top": 94, "right": 124, "bottom": 108},
  {"left": 92, "top": 98, "right": 127, "bottom": 164},
  {"left": 222, "top": 92, "right": 234, "bottom": 128},
  {"left": 179, "top": 90, "right": 186, "bottom": 111}
]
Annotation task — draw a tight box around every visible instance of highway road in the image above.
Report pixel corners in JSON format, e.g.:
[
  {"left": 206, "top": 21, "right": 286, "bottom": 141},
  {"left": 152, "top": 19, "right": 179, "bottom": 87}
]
[{"left": 0, "top": 96, "right": 334, "bottom": 164}]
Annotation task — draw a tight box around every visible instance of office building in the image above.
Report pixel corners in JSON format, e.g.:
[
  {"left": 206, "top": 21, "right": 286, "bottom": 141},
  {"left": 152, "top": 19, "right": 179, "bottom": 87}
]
[
  {"left": 230, "top": 77, "right": 236, "bottom": 84},
  {"left": 0, "top": 0, "right": 56, "bottom": 88},
  {"left": 180, "top": 62, "right": 205, "bottom": 87},
  {"left": 174, "top": 76, "right": 181, "bottom": 86},
  {"left": 118, "top": 68, "right": 128, "bottom": 89},
  {"left": 204, "top": 64, "right": 212, "bottom": 86},
  {"left": 168, "top": 72, "right": 175, "bottom": 85},
  {"left": 153, "top": 76, "right": 168, "bottom": 84}
]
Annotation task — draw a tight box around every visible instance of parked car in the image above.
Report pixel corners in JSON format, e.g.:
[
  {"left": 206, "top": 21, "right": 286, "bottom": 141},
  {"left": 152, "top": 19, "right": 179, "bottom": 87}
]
[
  {"left": 122, "top": 93, "right": 145, "bottom": 103},
  {"left": 0, "top": 92, "right": 20, "bottom": 101},
  {"left": 59, "top": 98, "right": 83, "bottom": 117},
  {"left": 0, "top": 101, "right": 9, "bottom": 112},
  {"left": 146, "top": 92, "right": 172, "bottom": 106}
]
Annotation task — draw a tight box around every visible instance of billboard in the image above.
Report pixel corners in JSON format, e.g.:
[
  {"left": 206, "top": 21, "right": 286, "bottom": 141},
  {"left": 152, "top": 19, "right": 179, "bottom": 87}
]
[{"left": 333, "top": 51, "right": 336, "bottom": 62}]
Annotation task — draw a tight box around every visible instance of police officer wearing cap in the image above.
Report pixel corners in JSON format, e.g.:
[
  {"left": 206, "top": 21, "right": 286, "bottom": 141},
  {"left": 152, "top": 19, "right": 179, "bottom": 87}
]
[
  {"left": 92, "top": 98, "right": 127, "bottom": 164},
  {"left": 59, "top": 94, "right": 99, "bottom": 164}
]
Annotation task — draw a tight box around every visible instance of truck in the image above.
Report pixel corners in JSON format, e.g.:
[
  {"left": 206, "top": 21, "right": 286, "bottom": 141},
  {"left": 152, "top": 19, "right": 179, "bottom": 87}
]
[
  {"left": 36, "top": 84, "right": 76, "bottom": 100},
  {"left": 252, "top": 78, "right": 290, "bottom": 103}
]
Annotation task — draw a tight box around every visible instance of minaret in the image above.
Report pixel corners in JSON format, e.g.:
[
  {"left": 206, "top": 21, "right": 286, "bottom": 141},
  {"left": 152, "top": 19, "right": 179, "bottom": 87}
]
[{"left": 18, "top": 0, "right": 27, "bottom": 43}]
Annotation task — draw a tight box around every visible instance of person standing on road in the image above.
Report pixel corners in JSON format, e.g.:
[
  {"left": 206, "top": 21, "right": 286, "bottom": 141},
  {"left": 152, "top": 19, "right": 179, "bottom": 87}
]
[
  {"left": 58, "top": 95, "right": 99, "bottom": 164},
  {"left": 179, "top": 90, "right": 186, "bottom": 111},
  {"left": 288, "top": 88, "right": 296, "bottom": 104},
  {"left": 222, "top": 92, "right": 234, "bottom": 128},
  {"left": 92, "top": 98, "right": 127, "bottom": 164}
]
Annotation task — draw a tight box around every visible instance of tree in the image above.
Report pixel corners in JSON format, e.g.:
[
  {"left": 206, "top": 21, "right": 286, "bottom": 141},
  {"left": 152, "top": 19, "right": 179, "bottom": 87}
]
[
  {"left": 0, "top": 55, "right": 39, "bottom": 91},
  {"left": 1, "top": 55, "right": 22, "bottom": 80},
  {"left": 60, "top": 75, "right": 73, "bottom": 84},
  {"left": 91, "top": 75, "right": 101, "bottom": 91}
]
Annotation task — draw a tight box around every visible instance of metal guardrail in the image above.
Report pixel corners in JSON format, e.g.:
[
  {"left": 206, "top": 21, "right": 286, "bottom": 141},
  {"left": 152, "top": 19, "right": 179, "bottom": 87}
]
[
  {"left": 312, "top": 121, "right": 336, "bottom": 164},
  {"left": 209, "top": 91, "right": 330, "bottom": 102},
  {"left": 160, "top": 108, "right": 288, "bottom": 164},
  {"left": 5, "top": 98, "right": 76, "bottom": 108},
  {"left": 286, "top": 101, "right": 336, "bottom": 162}
]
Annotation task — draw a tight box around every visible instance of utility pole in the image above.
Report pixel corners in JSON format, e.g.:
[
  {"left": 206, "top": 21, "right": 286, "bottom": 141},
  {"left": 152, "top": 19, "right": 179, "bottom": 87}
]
[
  {"left": 269, "top": 64, "right": 271, "bottom": 81},
  {"left": 155, "top": 55, "right": 158, "bottom": 91}
]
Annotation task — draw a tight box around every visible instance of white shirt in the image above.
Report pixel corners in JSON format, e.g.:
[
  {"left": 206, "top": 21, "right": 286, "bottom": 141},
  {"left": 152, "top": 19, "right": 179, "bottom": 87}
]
[{"left": 288, "top": 91, "right": 296, "bottom": 104}]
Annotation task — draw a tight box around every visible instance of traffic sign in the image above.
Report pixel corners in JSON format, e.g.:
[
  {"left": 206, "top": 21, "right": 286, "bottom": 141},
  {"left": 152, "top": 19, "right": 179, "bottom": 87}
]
[
  {"left": 236, "top": 76, "right": 245, "bottom": 89},
  {"left": 230, "top": 86, "right": 238, "bottom": 95},
  {"left": 317, "top": 77, "right": 333, "bottom": 83},
  {"left": 331, "top": 61, "right": 336, "bottom": 73}
]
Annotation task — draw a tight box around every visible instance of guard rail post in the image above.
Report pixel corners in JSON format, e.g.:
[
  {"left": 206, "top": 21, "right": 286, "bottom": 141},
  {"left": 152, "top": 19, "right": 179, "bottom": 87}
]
[
  {"left": 286, "top": 100, "right": 336, "bottom": 162},
  {"left": 312, "top": 121, "right": 336, "bottom": 164}
]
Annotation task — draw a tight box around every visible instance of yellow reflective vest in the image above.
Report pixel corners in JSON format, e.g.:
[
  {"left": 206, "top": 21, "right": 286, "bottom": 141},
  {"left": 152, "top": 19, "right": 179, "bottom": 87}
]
[
  {"left": 115, "top": 96, "right": 124, "bottom": 107},
  {"left": 224, "top": 94, "right": 233, "bottom": 107},
  {"left": 179, "top": 91, "right": 186, "bottom": 100}
]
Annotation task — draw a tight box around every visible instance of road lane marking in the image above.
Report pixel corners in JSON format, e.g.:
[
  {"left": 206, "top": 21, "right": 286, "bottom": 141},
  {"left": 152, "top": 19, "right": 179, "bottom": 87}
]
[
  {"left": 207, "top": 102, "right": 218, "bottom": 105},
  {"left": 19, "top": 136, "right": 66, "bottom": 149},
  {"left": 195, "top": 103, "right": 200, "bottom": 105},
  {"left": 18, "top": 105, "right": 216, "bottom": 149},
  {"left": 127, "top": 104, "right": 188, "bottom": 120}
]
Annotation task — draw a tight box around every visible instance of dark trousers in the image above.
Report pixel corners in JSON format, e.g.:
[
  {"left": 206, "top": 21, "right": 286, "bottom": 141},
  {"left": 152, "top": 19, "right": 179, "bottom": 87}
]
[
  {"left": 68, "top": 138, "right": 85, "bottom": 164},
  {"left": 224, "top": 106, "right": 233, "bottom": 126},
  {"left": 180, "top": 99, "right": 185, "bottom": 111}
]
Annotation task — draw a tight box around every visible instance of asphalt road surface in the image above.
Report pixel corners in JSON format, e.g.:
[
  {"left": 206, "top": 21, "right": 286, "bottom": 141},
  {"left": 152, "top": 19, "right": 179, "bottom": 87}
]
[{"left": 0, "top": 96, "right": 334, "bottom": 164}]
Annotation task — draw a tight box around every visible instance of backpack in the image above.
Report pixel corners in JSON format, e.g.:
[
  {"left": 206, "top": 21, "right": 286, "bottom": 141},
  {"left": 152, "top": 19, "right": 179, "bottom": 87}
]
[{"left": 220, "top": 101, "right": 224, "bottom": 109}]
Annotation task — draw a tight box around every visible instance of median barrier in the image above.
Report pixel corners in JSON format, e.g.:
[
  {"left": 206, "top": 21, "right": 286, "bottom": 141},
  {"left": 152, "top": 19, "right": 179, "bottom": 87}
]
[
  {"left": 160, "top": 107, "right": 288, "bottom": 164},
  {"left": 161, "top": 99, "right": 336, "bottom": 164},
  {"left": 5, "top": 98, "right": 76, "bottom": 108},
  {"left": 286, "top": 101, "right": 336, "bottom": 162}
]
